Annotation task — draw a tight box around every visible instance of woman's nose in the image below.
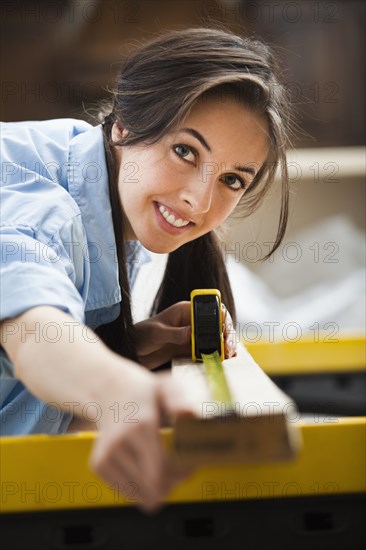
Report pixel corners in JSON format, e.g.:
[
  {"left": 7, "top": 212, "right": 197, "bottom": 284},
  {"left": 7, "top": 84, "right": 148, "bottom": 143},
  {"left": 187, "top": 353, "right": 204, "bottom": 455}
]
[{"left": 179, "top": 172, "right": 215, "bottom": 214}]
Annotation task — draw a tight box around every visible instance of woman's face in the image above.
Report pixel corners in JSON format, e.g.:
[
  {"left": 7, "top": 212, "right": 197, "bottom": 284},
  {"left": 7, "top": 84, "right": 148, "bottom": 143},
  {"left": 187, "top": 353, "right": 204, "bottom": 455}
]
[{"left": 113, "top": 96, "right": 269, "bottom": 253}]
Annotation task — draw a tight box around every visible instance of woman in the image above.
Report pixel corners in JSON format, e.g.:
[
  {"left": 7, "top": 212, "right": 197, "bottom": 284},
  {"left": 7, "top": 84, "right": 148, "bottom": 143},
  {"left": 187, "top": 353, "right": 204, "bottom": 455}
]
[{"left": 0, "top": 27, "right": 291, "bottom": 512}]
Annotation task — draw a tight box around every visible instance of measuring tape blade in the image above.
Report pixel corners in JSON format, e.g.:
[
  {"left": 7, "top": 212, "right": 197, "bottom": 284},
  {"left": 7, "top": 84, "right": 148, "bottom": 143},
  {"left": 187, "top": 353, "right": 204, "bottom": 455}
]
[{"left": 201, "top": 351, "right": 235, "bottom": 413}]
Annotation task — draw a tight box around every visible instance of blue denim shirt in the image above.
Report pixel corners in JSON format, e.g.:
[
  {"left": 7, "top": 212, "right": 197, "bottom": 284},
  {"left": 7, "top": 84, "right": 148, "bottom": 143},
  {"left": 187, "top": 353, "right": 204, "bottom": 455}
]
[{"left": 0, "top": 118, "right": 151, "bottom": 435}]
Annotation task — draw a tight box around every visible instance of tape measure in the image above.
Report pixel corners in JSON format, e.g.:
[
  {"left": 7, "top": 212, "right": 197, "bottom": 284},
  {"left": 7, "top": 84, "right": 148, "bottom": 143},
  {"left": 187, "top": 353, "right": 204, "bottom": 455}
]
[
  {"left": 201, "top": 350, "right": 234, "bottom": 412},
  {"left": 190, "top": 289, "right": 225, "bottom": 362},
  {"left": 191, "top": 289, "right": 234, "bottom": 412}
]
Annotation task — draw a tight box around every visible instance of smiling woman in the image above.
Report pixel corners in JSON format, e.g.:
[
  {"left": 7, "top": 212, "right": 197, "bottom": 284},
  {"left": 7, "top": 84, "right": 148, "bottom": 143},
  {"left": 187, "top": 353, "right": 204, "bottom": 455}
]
[
  {"left": 98, "top": 27, "right": 292, "bottom": 361},
  {"left": 0, "top": 26, "right": 293, "bottom": 513}
]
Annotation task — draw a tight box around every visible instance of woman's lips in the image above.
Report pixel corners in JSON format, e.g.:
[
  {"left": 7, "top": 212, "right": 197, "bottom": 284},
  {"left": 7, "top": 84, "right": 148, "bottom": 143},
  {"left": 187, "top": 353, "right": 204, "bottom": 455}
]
[
  {"left": 157, "top": 201, "right": 193, "bottom": 223},
  {"left": 153, "top": 201, "right": 194, "bottom": 235}
]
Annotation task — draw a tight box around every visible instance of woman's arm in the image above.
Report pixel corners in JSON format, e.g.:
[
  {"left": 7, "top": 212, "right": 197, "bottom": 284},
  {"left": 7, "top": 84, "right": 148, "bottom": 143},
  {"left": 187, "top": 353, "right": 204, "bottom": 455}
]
[
  {"left": 1, "top": 306, "right": 129, "bottom": 412},
  {"left": 0, "top": 306, "right": 195, "bottom": 513}
]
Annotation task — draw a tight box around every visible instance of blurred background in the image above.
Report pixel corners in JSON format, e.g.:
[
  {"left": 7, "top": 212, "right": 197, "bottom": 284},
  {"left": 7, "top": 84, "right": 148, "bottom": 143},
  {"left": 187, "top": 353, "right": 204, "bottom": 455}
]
[{"left": 1, "top": 0, "right": 365, "bottom": 340}]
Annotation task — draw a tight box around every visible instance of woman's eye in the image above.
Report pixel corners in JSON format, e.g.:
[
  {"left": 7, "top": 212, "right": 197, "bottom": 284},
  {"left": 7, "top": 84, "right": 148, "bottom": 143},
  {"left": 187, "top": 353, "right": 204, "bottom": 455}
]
[
  {"left": 222, "top": 174, "right": 246, "bottom": 191},
  {"left": 174, "top": 144, "right": 196, "bottom": 163}
]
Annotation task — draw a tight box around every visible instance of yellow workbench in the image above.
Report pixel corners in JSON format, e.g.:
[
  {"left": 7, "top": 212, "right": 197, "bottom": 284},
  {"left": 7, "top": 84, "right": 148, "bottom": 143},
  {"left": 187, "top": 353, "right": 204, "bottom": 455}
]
[
  {"left": 1, "top": 337, "right": 365, "bottom": 549},
  {"left": 245, "top": 335, "right": 366, "bottom": 416}
]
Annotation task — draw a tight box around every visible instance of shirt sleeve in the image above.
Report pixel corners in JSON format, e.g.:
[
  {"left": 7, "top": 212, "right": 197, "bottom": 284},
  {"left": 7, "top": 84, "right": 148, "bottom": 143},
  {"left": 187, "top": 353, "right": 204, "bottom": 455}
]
[{"left": 0, "top": 219, "right": 88, "bottom": 324}]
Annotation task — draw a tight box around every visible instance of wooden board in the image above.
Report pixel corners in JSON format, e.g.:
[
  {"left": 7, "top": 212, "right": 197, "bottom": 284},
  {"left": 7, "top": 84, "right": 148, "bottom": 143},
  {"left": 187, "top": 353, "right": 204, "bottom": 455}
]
[{"left": 170, "top": 343, "right": 302, "bottom": 466}]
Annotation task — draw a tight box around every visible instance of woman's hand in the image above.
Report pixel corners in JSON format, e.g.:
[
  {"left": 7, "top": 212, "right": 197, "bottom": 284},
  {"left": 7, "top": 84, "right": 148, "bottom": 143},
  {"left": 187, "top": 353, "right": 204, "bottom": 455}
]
[
  {"left": 134, "top": 302, "right": 192, "bottom": 369},
  {"left": 89, "top": 362, "right": 196, "bottom": 514},
  {"left": 134, "top": 300, "right": 237, "bottom": 370}
]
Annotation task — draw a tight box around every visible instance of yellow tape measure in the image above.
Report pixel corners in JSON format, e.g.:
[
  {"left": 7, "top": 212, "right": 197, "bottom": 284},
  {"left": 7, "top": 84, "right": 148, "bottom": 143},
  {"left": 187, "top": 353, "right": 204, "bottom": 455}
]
[
  {"left": 190, "top": 289, "right": 225, "bottom": 362},
  {"left": 190, "top": 289, "right": 234, "bottom": 413},
  {"left": 201, "top": 351, "right": 234, "bottom": 412}
]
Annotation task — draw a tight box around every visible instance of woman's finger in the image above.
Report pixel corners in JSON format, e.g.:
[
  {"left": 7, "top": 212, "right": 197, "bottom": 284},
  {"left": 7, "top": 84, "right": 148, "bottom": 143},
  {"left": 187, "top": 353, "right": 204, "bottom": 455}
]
[
  {"left": 110, "top": 441, "right": 164, "bottom": 511},
  {"left": 90, "top": 446, "right": 151, "bottom": 508},
  {"left": 157, "top": 324, "right": 191, "bottom": 346},
  {"left": 221, "top": 303, "right": 237, "bottom": 358},
  {"left": 156, "top": 372, "right": 198, "bottom": 419},
  {"left": 140, "top": 322, "right": 190, "bottom": 348},
  {"left": 139, "top": 340, "right": 192, "bottom": 370},
  {"left": 128, "top": 423, "right": 166, "bottom": 493},
  {"left": 156, "top": 301, "right": 191, "bottom": 327}
]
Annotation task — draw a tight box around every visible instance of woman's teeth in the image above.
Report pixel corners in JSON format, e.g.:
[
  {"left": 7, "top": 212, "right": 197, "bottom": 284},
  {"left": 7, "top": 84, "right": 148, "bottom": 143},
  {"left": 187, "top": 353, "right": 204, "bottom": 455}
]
[{"left": 158, "top": 204, "right": 190, "bottom": 228}]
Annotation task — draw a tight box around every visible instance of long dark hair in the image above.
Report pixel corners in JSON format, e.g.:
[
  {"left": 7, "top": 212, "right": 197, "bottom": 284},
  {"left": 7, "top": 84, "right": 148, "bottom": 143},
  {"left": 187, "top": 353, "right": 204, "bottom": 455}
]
[{"left": 95, "top": 27, "right": 293, "bottom": 362}]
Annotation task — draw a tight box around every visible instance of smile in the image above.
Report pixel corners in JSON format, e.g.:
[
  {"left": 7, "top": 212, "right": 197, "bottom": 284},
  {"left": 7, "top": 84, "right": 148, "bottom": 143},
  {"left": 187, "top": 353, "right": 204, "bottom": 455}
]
[
  {"left": 158, "top": 204, "right": 190, "bottom": 227},
  {"left": 153, "top": 202, "right": 194, "bottom": 235}
]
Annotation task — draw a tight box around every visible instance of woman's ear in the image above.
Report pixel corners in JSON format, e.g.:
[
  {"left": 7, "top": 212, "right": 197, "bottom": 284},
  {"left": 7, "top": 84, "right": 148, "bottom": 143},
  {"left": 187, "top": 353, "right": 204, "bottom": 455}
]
[{"left": 111, "top": 122, "right": 127, "bottom": 142}]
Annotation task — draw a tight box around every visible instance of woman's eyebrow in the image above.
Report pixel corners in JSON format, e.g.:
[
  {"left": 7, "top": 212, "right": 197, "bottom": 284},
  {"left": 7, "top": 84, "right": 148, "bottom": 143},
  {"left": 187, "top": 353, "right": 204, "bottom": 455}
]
[
  {"left": 180, "top": 127, "right": 212, "bottom": 153},
  {"left": 179, "top": 127, "right": 257, "bottom": 177},
  {"left": 235, "top": 164, "right": 257, "bottom": 177}
]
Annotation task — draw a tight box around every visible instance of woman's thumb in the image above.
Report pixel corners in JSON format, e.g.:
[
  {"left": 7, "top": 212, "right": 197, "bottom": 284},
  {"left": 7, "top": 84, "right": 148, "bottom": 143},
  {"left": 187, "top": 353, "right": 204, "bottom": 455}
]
[
  {"left": 179, "top": 325, "right": 192, "bottom": 344},
  {"left": 163, "top": 325, "right": 191, "bottom": 345},
  {"left": 156, "top": 374, "right": 198, "bottom": 424}
]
